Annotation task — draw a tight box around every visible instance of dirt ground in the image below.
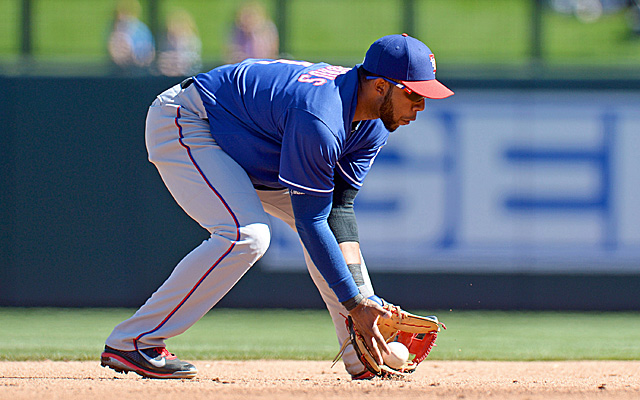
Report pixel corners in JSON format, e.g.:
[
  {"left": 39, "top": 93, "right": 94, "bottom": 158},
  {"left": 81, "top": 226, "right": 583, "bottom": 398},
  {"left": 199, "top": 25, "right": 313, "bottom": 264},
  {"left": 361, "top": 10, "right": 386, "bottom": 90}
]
[{"left": 1, "top": 360, "right": 639, "bottom": 400}]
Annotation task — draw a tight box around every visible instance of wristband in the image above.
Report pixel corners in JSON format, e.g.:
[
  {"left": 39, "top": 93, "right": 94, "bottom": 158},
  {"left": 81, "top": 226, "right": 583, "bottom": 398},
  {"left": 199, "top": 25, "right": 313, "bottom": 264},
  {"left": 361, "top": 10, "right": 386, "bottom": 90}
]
[
  {"left": 341, "top": 293, "right": 365, "bottom": 311},
  {"left": 347, "top": 263, "right": 365, "bottom": 287}
]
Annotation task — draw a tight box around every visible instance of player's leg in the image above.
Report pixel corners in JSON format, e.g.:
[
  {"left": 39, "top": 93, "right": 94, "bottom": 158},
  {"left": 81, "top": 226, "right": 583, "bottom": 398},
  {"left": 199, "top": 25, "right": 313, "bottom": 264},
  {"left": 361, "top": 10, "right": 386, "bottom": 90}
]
[
  {"left": 301, "top": 248, "right": 378, "bottom": 378},
  {"left": 257, "top": 190, "right": 374, "bottom": 378},
  {"left": 102, "top": 83, "right": 271, "bottom": 378}
]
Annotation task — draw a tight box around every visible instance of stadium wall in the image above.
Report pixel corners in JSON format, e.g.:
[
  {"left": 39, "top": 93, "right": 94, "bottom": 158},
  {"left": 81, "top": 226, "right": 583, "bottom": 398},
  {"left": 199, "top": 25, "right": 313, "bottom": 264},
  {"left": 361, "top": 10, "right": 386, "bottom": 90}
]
[{"left": 1, "top": 75, "right": 639, "bottom": 310}]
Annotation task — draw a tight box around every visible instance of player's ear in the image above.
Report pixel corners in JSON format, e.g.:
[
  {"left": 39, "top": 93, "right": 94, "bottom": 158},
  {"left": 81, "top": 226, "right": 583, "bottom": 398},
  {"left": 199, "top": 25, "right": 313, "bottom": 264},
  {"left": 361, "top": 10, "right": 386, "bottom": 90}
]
[{"left": 373, "top": 78, "right": 388, "bottom": 96}]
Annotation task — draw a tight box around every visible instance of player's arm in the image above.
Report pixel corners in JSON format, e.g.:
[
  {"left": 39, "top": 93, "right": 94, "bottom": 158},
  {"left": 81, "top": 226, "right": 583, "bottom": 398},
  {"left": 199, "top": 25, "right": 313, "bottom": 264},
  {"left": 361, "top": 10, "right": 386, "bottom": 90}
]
[
  {"left": 282, "top": 110, "right": 390, "bottom": 362},
  {"left": 281, "top": 113, "right": 367, "bottom": 303},
  {"left": 327, "top": 173, "right": 370, "bottom": 300},
  {"left": 289, "top": 191, "right": 358, "bottom": 303},
  {"left": 290, "top": 190, "right": 390, "bottom": 364},
  {"left": 325, "top": 173, "right": 393, "bottom": 363}
]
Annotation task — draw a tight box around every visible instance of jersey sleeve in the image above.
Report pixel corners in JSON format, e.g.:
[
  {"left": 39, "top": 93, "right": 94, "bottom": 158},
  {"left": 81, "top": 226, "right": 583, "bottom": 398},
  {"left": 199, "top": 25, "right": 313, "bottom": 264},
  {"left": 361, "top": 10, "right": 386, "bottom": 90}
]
[
  {"left": 335, "top": 146, "right": 383, "bottom": 189},
  {"left": 278, "top": 108, "right": 339, "bottom": 196},
  {"left": 335, "top": 120, "right": 387, "bottom": 189}
]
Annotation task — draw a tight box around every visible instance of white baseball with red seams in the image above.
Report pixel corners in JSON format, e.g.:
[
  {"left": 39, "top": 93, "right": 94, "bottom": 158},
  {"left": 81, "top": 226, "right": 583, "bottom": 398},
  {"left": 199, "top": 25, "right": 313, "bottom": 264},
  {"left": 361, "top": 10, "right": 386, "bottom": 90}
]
[{"left": 383, "top": 342, "right": 410, "bottom": 369}]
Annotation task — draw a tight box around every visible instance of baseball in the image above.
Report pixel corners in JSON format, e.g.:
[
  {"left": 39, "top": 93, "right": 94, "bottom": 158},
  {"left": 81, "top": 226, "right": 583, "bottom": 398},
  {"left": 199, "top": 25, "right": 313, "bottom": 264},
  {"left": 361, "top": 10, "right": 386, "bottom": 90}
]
[{"left": 383, "top": 342, "right": 410, "bottom": 369}]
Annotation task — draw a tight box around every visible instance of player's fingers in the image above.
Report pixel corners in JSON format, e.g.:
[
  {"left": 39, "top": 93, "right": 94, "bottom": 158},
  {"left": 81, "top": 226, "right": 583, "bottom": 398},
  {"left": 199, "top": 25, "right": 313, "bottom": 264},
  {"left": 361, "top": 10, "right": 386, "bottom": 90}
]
[
  {"left": 368, "top": 299, "right": 392, "bottom": 319},
  {"left": 350, "top": 299, "right": 391, "bottom": 363},
  {"left": 365, "top": 333, "right": 384, "bottom": 365},
  {"left": 373, "top": 324, "right": 390, "bottom": 355}
]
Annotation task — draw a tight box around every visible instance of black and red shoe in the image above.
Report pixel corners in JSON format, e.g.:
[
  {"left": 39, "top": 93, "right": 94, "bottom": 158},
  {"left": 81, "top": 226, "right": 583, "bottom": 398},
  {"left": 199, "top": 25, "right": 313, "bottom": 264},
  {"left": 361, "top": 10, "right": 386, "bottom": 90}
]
[
  {"left": 101, "top": 345, "right": 197, "bottom": 379},
  {"left": 351, "top": 370, "right": 376, "bottom": 380}
]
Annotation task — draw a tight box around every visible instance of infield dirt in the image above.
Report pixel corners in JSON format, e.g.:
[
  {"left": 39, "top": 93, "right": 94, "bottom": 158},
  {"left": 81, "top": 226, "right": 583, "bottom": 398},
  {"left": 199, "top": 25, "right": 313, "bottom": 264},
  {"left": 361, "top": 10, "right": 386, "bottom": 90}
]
[{"left": 1, "top": 360, "right": 639, "bottom": 399}]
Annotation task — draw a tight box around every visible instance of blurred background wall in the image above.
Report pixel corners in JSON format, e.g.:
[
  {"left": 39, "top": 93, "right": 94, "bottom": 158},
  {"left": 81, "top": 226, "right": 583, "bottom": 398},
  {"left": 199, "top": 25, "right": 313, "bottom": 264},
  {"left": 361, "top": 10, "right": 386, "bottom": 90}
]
[{"left": 1, "top": 0, "right": 640, "bottom": 310}]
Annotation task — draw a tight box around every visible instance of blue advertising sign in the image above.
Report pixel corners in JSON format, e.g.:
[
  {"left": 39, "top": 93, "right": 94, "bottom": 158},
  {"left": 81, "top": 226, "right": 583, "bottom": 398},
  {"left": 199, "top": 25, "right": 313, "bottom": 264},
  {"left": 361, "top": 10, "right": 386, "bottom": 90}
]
[{"left": 262, "top": 90, "right": 640, "bottom": 274}]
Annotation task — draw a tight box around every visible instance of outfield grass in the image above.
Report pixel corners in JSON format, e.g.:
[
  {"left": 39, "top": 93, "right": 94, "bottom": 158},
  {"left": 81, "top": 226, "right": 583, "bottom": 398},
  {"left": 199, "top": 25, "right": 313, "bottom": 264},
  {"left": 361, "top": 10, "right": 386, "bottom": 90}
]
[
  {"left": 0, "top": 308, "right": 639, "bottom": 362},
  {"left": 1, "top": 0, "right": 640, "bottom": 67}
]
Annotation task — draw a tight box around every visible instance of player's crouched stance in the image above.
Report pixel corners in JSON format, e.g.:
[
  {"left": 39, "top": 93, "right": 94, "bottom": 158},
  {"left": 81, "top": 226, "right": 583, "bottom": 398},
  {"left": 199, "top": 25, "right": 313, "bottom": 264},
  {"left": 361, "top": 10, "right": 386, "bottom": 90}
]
[
  {"left": 101, "top": 346, "right": 197, "bottom": 379},
  {"left": 100, "top": 33, "right": 453, "bottom": 381}
]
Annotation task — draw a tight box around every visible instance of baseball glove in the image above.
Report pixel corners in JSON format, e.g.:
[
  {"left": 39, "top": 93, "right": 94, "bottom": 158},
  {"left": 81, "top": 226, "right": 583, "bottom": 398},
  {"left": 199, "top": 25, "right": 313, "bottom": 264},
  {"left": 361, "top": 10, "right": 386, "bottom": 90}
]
[{"left": 333, "top": 300, "right": 445, "bottom": 378}]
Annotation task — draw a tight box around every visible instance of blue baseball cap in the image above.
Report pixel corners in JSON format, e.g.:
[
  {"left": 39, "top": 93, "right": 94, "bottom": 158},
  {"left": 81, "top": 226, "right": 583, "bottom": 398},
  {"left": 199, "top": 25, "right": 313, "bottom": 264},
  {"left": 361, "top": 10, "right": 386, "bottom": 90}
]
[{"left": 363, "top": 33, "right": 454, "bottom": 99}]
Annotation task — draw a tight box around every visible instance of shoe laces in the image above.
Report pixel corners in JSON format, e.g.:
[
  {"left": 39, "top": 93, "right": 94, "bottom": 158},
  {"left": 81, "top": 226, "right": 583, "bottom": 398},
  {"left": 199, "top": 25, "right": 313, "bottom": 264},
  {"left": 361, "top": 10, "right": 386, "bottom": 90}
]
[{"left": 153, "top": 347, "right": 177, "bottom": 360}]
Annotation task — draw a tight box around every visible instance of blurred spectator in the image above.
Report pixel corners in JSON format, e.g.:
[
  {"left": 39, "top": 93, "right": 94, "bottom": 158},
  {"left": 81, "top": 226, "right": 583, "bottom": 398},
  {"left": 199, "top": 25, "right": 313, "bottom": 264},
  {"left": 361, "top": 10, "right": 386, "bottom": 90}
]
[
  {"left": 157, "top": 9, "right": 202, "bottom": 76},
  {"left": 550, "top": 0, "right": 640, "bottom": 35},
  {"left": 108, "top": 0, "right": 155, "bottom": 70},
  {"left": 549, "top": 0, "right": 629, "bottom": 23},
  {"left": 226, "top": 1, "right": 279, "bottom": 63}
]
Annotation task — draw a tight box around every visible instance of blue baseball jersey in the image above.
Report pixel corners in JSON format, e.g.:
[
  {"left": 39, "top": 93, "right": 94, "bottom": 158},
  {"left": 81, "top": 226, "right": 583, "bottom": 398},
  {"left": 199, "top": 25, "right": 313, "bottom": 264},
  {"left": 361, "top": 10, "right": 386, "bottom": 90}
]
[{"left": 192, "top": 59, "right": 389, "bottom": 196}]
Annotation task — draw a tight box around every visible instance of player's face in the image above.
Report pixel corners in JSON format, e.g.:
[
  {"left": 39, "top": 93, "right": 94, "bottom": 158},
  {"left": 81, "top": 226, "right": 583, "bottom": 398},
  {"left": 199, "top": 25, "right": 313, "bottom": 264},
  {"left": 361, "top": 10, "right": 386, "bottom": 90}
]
[{"left": 379, "top": 83, "right": 425, "bottom": 132}]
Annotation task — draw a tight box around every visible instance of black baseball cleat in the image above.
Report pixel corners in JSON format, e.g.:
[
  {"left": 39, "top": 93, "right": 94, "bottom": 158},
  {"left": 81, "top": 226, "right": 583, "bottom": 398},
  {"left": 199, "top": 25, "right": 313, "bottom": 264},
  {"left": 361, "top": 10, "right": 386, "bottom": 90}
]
[{"left": 101, "top": 345, "right": 197, "bottom": 379}]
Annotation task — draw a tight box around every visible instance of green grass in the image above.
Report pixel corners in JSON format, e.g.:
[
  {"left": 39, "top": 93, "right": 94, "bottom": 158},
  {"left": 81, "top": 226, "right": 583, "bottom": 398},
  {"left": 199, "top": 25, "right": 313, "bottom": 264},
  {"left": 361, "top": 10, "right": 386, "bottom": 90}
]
[
  {"left": 415, "top": 0, "right": 533, "bottom": 64},
  {"left": 1, "top": 308, "right": 639, "bottom": 361},
  {"left": 1, "top": 0, "right": 640, "bottom": 67}
]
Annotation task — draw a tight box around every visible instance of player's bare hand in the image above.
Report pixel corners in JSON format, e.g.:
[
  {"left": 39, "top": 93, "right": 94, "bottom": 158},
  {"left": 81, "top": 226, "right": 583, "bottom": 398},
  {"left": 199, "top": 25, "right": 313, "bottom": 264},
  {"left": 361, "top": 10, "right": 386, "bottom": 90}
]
[{"left": 348, "top": 297, "right": 392, "bottom": 365}]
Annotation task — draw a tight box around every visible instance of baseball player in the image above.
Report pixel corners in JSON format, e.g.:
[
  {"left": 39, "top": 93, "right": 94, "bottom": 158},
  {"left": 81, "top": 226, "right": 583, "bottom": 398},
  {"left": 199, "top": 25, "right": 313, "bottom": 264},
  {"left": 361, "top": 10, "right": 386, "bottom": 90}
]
[{"left": 100, "top": 33, "right": 453, "bottom": 380}]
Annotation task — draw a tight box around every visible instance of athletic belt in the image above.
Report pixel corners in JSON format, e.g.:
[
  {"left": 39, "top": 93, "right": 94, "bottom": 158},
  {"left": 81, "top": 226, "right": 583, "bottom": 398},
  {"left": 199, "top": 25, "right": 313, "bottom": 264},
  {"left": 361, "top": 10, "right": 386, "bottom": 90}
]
[{"left": 180, "top": 77, "right": 194, "bottom": 89}]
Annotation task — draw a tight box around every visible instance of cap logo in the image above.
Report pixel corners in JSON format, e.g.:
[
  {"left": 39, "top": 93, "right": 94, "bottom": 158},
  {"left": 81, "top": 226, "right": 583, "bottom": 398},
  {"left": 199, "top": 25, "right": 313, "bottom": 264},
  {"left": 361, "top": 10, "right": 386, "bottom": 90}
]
[{"left": 429, "top": 54, "right": 437, "bottom": 74}]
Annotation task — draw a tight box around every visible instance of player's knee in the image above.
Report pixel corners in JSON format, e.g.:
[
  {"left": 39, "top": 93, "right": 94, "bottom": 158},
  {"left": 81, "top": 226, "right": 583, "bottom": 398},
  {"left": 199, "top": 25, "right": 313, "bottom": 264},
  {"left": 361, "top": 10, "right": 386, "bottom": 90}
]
[{"left": 239, "top": 223, "right": 271, "bottom": 260}]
